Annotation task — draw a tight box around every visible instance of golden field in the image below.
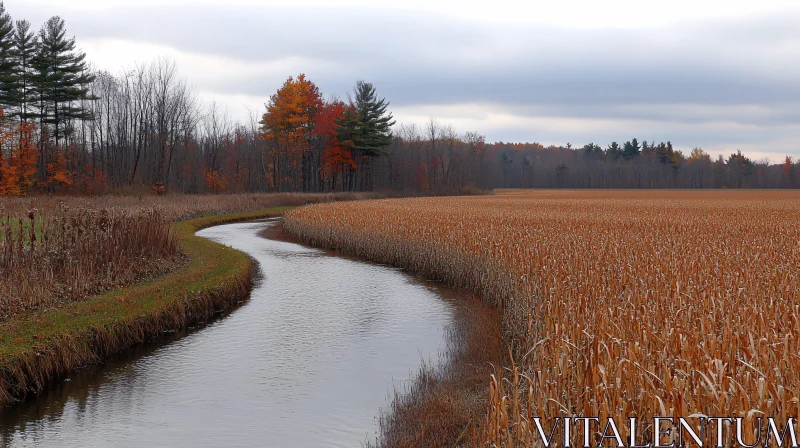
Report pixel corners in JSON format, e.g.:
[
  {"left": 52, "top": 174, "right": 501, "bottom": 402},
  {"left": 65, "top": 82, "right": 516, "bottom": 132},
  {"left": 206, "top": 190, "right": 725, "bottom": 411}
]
[{"left": 284, "top": 190, "right": 800, "bottom": 446}]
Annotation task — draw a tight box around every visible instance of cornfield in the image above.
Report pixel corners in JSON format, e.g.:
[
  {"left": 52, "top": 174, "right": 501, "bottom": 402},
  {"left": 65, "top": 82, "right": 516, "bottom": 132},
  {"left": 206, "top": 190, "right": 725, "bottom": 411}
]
[{"left": 284, "top": 190, "right": 800, "bottom": 447}]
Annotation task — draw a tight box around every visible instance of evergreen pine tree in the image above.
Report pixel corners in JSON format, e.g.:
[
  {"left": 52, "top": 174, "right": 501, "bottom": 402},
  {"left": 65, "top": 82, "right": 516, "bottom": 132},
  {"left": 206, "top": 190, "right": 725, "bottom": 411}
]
[
  {"left": 12, "top": 19, "right": 37, "bottom": 122},
  {"left": 642, "top": 140, "right": 654, "bottom": 156},
  {"left": 347, "top": 80, "right": 395, "bottom": 156},
  {"left": 622, "top": 137, "right": 641, "bottom": 160},
  {"left": 0, "top": 2, "right": 18, "bottom": 114},
  {"left": 606, "top": 141, "right": 621, "bottom": 160},
  {"left": 334, "top": 105, "right": 359, "bottom": 150},
  {"left": 32, "top": 16, "right": 94, "bottom": 145},
  {"left": 334, "top": 81, "right": 395, "bottom": 190}
]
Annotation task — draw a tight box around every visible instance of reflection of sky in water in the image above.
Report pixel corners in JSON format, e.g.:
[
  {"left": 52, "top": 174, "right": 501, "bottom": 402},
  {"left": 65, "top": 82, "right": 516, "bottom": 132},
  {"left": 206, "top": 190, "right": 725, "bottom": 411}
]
[{"left": 1, "top": 221, "right": 454, "bottom": 448}]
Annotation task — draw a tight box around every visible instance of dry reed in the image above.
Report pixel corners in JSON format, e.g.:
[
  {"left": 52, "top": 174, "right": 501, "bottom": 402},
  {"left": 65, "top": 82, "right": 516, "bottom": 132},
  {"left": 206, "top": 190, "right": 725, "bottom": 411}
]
[
  {"left": 0, "top": 192, "right": 380, "bottom": 222},
  {"left": 0, "top": 192, "right": 378, "bottom": 321},
  {"left": 371, "top": 293, "right": 503, "bottom": 448},
  {"left": 0, "top": 208, "right": 177, "bottom": 320},
  {"left": 284, "top": 190, "right": 800, "bottom": 447},
  {"left": 0, "top": 209, "right": 282, "bottom": 405}
]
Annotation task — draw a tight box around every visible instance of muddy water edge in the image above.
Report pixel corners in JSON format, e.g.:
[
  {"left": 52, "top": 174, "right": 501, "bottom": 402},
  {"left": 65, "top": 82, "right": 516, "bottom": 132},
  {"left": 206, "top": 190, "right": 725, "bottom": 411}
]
[{"left": 269, "top": 222, "right": 503, "bottom": 447}]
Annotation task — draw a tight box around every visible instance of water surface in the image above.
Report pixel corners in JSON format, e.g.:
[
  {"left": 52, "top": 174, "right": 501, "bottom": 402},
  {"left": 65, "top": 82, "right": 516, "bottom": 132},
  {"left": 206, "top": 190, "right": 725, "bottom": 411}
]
[{"left": 0, "top": 220, "right": 454, "bottom": 447}]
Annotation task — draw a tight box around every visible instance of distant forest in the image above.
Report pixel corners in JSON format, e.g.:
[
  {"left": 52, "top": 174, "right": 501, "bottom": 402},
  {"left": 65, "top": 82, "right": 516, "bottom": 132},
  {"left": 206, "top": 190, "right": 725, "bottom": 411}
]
[{"left": 0, "top": 5, "right": 797, "bottom": 195}]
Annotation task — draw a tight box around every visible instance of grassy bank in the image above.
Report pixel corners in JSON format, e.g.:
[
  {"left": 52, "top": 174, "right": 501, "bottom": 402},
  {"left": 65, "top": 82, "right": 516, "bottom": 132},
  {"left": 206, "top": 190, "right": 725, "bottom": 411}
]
[
  {"left": 0, "top": 207, "right": 292, "bottom": 406},
  {"left": 0, "top": 192, "right": 383, "bottom": 320}
]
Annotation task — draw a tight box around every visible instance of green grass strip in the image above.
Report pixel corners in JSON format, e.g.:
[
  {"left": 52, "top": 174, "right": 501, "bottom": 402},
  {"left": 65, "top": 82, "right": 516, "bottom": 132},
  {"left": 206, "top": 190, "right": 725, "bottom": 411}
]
[
  {"left": 0, "top": 207, "right": 293, "bottom": 405},
  {"left": 0, "top": 217, "right": 45, "bottom": 243}
]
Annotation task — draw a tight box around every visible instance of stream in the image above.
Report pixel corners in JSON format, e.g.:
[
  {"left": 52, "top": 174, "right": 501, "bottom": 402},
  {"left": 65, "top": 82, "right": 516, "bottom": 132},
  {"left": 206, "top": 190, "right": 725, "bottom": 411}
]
[{"left": 0, "top": 219, "right": 456, "bottom": 447}]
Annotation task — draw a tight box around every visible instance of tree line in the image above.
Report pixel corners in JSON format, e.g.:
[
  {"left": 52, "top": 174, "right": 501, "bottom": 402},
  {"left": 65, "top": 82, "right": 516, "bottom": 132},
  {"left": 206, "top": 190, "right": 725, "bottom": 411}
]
[{"left": 0, "top": 3, "right": 796, "bottom": 195}]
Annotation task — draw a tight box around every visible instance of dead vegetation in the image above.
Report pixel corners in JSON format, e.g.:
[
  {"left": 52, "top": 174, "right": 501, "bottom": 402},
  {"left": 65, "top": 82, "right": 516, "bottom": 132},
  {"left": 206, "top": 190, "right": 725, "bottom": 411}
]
[
  {"left": 371, "top": 293, "right": 502, "bottom": 448},
  {"left": 0, "top": 208, "right": 178, "bottom": 320},
  {"left": 0, "top": 192, "right": 380, "bottom": 222},
  {"left": 284, "top": 190, "right": 800, "bottom": 447},
  {"left": 0, "top": 208, "right": 289, "bottom": 405},
  {"left": 0, "top": 192, "right": 378, "bottom": 321}
]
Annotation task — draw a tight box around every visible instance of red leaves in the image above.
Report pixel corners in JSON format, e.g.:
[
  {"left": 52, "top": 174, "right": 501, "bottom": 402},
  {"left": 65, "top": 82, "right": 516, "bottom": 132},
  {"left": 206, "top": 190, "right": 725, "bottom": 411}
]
[
  {"left": 0, "top": 120, "right": 40, "bottom": 196},
  {"left": 151, "top": 183, "right": 167, "bottom": 195},
  {"left": 203, "top": 169, "right": 227, "bottom": 193},
  {"left": 318, "top": 100, "right": 356, "bottom": 176}
]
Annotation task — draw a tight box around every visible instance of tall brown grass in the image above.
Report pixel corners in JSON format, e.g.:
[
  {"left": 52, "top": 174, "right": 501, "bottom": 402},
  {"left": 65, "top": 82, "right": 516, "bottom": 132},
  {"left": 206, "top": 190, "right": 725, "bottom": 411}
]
[
  {"left": 284, "top": 190, "right": 800, "bottom": 446},
  {"left": 371, "top": 293, "right": 503, "bottom": 448},
  {"left": 0, "top": 208, "right": 177, "bottom": 320},
  {"left": 0, "top": 192, "right": 378, "bottom": 321},
  {"left": 0, "top": 192, "right": 380, "bottom": 222}
]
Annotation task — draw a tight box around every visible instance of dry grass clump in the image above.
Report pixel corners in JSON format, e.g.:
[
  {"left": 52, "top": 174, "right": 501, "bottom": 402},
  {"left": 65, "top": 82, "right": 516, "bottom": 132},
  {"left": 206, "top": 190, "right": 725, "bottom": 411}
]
[
  {"left": 285, "top": 190, "right": 800, "bottom": 446},
  {"left": 371, "top": 294, "right": 502, "bottom": 448},
  {"left": 0, "top": 208, "right": 288, "bottom": 405},
  {"left": 0, "top": 207, "right": 177, "bottom": 320},
  {"left": 0, "top": 192, "right": 374, "bottom": 321}
]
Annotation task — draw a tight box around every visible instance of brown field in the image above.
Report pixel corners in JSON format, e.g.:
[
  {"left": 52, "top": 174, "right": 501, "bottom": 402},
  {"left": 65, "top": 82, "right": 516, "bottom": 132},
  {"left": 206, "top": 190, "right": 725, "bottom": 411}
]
[
  {"left": 284, "top": 190, "right": 800, "bottom": 446},
  {"left": 0, "top": 191, "right": 377, "bottom": 221}
]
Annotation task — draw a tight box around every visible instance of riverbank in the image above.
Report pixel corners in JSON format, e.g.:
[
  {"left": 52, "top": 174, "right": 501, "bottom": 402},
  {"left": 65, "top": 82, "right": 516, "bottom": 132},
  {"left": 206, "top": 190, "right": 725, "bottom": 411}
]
[
  {"left": 1, "top": 219, "right": 464, "bottom": 446},
  {"left": 0, "top": 207, "right": 292, "bottom": 406},
  {"left": 283, "top": 207, "right": 508, "bottom": 446},
  {"left": 264, "top": 218, "right": 504, "bottom": 445}
]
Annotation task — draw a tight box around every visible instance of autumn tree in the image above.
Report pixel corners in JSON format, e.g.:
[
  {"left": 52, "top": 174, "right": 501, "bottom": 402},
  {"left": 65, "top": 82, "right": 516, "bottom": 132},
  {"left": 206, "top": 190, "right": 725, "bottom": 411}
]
[
  {"left": 260, "top": 74, "right": 322, "bottom": 192},
  {"left": 315, "top": 99, "right": 354, "bottom": 191},
  {"left": 45, "top": 144, "right": 73, "bottom": 191},
  {"left": 0, "top": 110, "right": 39, "bottom": 195},
  {"left": 688, "top": 147, "right": 709, "bottom": 162},
  {"left": 782, "top": 156, "right": 795, "bottom": 187}
]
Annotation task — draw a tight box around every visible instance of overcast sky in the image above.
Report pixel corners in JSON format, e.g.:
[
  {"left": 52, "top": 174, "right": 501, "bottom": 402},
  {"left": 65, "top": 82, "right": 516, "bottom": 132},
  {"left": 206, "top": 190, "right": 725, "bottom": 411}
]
[{"left": 8, "top": 0, "right": 800, "bottom": 162}]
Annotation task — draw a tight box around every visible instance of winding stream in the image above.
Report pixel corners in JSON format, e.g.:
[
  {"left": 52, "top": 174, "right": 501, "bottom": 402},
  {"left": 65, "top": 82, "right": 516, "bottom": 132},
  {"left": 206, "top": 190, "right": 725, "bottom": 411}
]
[{"left": 0, "top": 220, "right": 456, "bottom": 447}]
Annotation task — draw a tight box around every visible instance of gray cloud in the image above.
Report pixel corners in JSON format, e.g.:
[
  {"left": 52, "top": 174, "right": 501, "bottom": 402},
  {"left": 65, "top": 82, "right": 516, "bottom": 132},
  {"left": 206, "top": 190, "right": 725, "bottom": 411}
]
[{"left": 7, "top": 2, "right": 800, "bottom": 157}]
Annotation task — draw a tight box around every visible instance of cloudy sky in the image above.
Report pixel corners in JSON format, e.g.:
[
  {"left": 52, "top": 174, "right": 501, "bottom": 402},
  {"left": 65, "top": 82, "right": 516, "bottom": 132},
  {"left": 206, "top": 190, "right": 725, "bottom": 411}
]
[{"left": 8, "top": 0, "right": 800, "bottom": 162}]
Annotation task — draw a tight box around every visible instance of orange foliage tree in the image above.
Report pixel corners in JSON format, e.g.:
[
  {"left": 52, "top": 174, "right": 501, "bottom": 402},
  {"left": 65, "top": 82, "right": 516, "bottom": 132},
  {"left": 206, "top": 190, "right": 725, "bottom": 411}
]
[
  {"left": 204, "top": 168, "right": 227, "bottom": 193},
  {"left": 45, "top": 145, "right": 75, "bottom": 192},
  {"left": 0, "top": 111, "right": 40, "bottom": 196},
  {"left": 260, "top": 74, "right": 323, "bottom": 192}
]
